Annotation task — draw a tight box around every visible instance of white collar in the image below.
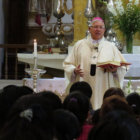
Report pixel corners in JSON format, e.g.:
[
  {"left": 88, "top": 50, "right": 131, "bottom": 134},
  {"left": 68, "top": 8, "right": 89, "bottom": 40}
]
[
  {"left": 86, "top": 35, "right": 105, "bottom": 51},
  {"left": 91, "top": 37, "right": 104, "bottom": 45}
]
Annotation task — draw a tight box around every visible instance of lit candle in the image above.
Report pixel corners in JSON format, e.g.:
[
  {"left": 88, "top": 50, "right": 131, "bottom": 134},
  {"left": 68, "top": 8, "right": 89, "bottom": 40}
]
[{"left": 34, "top": 39, "right": 37, "bottom": 57}]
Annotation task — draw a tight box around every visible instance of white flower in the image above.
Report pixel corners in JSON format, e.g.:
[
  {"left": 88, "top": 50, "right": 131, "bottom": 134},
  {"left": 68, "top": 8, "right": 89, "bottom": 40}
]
[
  {"left": 107, "top": 0, "right": 140, "bottom": 43},
  {"left": 134, "top": 0, "right": 139, "bottom": 5},
  {"left": 107, "top": 4, "right": 117, "bottom": 16},
  {"left": 114, "top": 0, "right": 124, "bottom": 15}
]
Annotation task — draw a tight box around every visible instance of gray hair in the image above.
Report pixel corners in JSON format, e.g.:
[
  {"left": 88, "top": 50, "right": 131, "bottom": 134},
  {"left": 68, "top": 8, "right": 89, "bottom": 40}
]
[{"left": 89, "top": 19, "right": 105, "bottom": 28}]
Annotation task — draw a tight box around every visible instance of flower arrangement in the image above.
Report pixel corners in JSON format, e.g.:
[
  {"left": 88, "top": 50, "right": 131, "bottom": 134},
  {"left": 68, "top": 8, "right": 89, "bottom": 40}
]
[
  {"left": 124, "top": 80, "right": 134, "bottom": 95},
  {"left": 124, "top": 79, "right": 140, "bottom": 95},
  {"left": 107, "top": 0, "right": 140, "bottom": 53}
]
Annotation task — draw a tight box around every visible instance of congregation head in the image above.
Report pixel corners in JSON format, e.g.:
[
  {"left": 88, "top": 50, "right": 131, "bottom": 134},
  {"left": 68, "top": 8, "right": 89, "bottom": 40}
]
[
  {"left": 63, "top": 91, "right": 90, "bottom": 126},
  {"left": 69, "top": 81, "right": 92, "bottom": 99},
  {"left": 103, "top": 87, "right": 125, "bottom": 100},
  {"left": 88, "top": 110, "right": 140, "bottom": 140},
  {"left": 37, "top": 91, "right": 62, "bottom": 111},
  {"left": 0, "top": 94, "right": 54, "bottom": 140},
  {"left": 0, "top": 85, "right": 33, "bottom": 130},
  {"left": 53, "top": 109, "right": 80, "bottom": 140},
  {"left": 100, "top": 95, "right": 134, "bottom": 118},
  {"left": 126, "top": 92, "right": 140, "bottom": 115}
]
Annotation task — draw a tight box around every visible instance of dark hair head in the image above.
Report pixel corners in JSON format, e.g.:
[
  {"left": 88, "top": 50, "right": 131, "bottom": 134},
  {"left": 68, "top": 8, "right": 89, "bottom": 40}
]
[
  {"left": 100, "top": 95, "right": 134, "bottom": 118},
  {"left": 70, "top": 81, "right": 92, "bottom": 98},
  {"left": 53, "top": 109, "right": 80, "bottom": 140},
  {"left": 63, "top": 91, "right": 90, "bottom": 126},
  {"left": 0, "top": 94, "right": 54, "bottom": 140},
  {"left": 37, "top": 91, "right": 62, "bottom": 110},
  {"left": 0, "top": 85, "right": 33, "bottom": 130},
  {"left": 88, "top": 110, "right": 140, "bottom": 140},
  {"left": 103, "top": 87, "right": 125, "bottom": 100},
  {"left": 126, "top": 92, "right": 140, "bottom": 115},
  {"left": 3, "top": 85, "right": 33, "bottom": 96}
]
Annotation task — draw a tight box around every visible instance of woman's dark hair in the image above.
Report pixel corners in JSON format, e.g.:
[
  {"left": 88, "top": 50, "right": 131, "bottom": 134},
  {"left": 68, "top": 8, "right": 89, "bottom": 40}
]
[
  {"left": 100, "top": 95, "right": 134, "bottom": 118},
  {"left": 37, "top": 91, "right": 62, "bottom": 110},
  {"left": 103, "top": 87, "right": 125, "bottom": 100},
  {"left": 70, "top": 81, "right": 92, "bottom": 98},
  {"left": 53, "top": 109, "right": 80, "bottom": 140},
  {"left": 0, "top": 85, "right": 33, "bottom": 130},
  {"left": 88, "top": 110, "right": 140, "bottom": 140},
  {"left": 126, "top": 92, "right": 140, "bottom": 115},
  {"left": 0, "top": 94, "right": 54, "bottom": 140},
  {"left": 63, "top": 91, "right": 90, "bottom": 126}
]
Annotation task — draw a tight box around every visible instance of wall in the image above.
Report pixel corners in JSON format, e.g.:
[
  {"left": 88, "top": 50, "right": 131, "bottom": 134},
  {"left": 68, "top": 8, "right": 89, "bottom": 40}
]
[{"left": 0, "top": 0, "right": 4, "bottom": 78}]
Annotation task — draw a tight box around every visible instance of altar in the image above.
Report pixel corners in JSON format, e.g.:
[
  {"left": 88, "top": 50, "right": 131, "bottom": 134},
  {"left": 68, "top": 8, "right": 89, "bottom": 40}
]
[
  {"left": 18, "top": 53, "right": 140, "bottom": 78},
  {"left": 17, "top": 53, "right": 67, "bottom": 70},
  {"left": 23, "top": 78, "right": 140, "bottom": 96},
  {"left": 18, "top": 53, "right": 140, "bottom": 96},
  {"left": 23, "top": 77, "right": 67, "bottom": 101},
  {"left": 123, "top": 54, "right": 140, "bottom": 78}
]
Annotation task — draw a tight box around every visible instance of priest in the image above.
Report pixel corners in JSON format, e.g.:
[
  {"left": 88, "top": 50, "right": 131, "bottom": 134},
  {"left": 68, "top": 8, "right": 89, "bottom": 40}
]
[{"left": 63, "top": 17, "right": 127, "bottom": 110}]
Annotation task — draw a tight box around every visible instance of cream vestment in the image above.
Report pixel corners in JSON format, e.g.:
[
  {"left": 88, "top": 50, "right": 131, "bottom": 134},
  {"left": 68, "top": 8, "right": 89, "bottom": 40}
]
[{"left": 63, "top": 35, "right": 127, "bottom": 109}]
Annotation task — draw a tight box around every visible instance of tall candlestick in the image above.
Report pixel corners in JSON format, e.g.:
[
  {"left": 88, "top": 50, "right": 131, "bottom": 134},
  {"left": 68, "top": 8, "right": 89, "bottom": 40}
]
[
  {"left": 34, "top": 39, "right": 37, "bottom": 57},
  {"left": 34, "top": 57, "right": 37, "bottom": 69}
]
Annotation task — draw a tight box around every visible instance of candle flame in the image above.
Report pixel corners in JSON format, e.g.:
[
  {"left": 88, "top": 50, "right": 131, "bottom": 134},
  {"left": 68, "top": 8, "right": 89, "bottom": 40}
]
[{"left": 34, "top": 39, "right": 37, "bottom": 43}]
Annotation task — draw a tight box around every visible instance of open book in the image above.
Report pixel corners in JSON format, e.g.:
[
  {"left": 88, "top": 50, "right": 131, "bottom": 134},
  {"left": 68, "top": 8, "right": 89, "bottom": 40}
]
[{"left": 97, "top": 61, "right": 131, "bottom": 68}]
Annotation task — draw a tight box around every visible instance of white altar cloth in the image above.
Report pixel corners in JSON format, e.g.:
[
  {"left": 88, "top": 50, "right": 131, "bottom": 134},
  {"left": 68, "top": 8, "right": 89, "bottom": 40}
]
[
  {"left": 23, "top": 78, "right": 66, "bottom": 94},
  {"left": 18, "top": 53, "right": 67, "bottom": 70},
  {"left": 123, "top": 54, "right": 140, "bottom": 78},
  {"left": 18, "top": 53, "right": 140, "bottom": 78},
  {"left": 23, "top": 78, "right": 140, "bottom": 96}
]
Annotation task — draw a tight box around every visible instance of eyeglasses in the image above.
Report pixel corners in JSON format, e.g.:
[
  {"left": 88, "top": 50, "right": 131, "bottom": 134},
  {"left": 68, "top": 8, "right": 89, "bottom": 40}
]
[{"left": 90, "top": 26, "right": 105, "bottom": 29}]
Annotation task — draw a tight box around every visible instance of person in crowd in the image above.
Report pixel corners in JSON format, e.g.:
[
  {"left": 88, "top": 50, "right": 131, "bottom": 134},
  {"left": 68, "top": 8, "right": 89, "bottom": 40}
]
[
  {"left": 63, "top": 91, "right": 93, "bottom": 140},
  {"left": 126, "top": 92, "right": 140, "bottom": 124},
  {"left": 88, "top": 110, "right": 140, "bottom": 140},
  {"left": 103, "top": 87, "right": 125, "bottom": 100},
  {"left": 70, "top": 81, "right": 92, "bottom": 99},
  {"left": 53, "top": 109, "right": 81, "bottom": 140},
  {"left": 37, "top": 91, "right": 62, "bottom": 111},
  {"left": 126, "top": 92, "right": 140, "bottom": 115},
  {"left": 0, "top": 94, "right": 54, "bottom": 140},
  {"left": 69, "top": 81, "right": 94, "bottom": 118},
  {"left": 91, "top": 87, "right": 125, "bottom": 126},
  {"left": 63, "top": 17, "right": 127, "bottom": 109},
  {"left": 0, "top": 85, "right": 33, "bottom": 130},
  {"left": 100, "top": 95, "right": 134, "bottom": 119}
]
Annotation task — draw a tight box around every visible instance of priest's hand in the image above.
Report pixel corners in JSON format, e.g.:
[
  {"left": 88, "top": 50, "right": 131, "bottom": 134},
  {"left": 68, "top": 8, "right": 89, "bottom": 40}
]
[
  {"left": 104, "top": 65, "right": 117, "bottom": 73},
  {"left": 74, "top": 65, "right": 84, "bottom": 77}
]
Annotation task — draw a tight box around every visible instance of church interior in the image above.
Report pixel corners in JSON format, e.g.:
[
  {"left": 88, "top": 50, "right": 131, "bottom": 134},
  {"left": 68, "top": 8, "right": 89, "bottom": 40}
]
[
  {"left": 0, "top": 0, "right": 140, "bottom": 92},
  {"left": 0, "top": 0, "right": 140, "bottom": 139}
]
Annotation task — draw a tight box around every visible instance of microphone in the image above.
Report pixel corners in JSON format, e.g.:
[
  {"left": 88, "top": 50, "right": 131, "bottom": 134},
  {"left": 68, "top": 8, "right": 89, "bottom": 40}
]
[
  {"left": 90, "top": 64, "right": 96, "bottom": 76},
  {"left": 94, "top": 47, "right": 98, "bottom": 52}
]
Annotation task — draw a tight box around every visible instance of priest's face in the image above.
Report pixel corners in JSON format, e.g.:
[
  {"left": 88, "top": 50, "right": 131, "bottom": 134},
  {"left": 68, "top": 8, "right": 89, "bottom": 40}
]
[{"left": 89, "top": 20, "right": 105, "bottom": 40}]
